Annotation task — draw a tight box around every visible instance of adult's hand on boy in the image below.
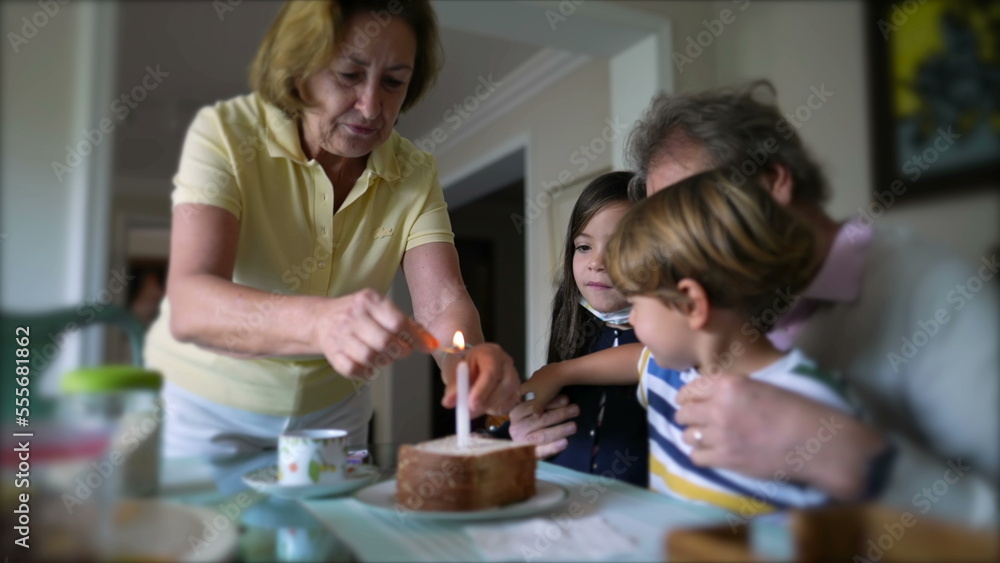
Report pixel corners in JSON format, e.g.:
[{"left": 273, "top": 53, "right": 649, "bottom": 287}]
[
  {"left": 509, "top": 395, "right": 581, "bottom": 459},
  {"left": 675, "top": 374, "right": 887, "bottom": 501}
]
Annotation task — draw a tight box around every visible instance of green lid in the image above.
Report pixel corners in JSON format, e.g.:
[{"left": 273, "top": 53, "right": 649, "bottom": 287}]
[{"left": 60, "top": 365, "right": 163, "bottom": 393}]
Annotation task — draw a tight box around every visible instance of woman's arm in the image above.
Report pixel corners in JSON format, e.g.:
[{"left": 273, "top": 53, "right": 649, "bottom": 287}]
[
  {"left": 167, "top": 203, "right": 435, "bottom": 376},
  {"left": 520, "top": 343, "right": 644, "bottom": 414},
  {"left": 403, "top": 242, "right": 521, "bottom": 417}
]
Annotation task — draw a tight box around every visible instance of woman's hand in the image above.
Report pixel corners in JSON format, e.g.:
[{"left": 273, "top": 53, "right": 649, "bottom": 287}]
[
  {"left": 441, "top": 343, "right": 520, "bottom": 417},
  {"left": 520, "top": 363, "right": 569, "bottom": 415},
  {"left": 313, "top": 289, "right": 438, "bottom": 380},
  {"left": 508, "top": 394, "right": 581, "bottom": 459},
  {"left": 674, "top": 374, "right": 887, "bottom": 500}
]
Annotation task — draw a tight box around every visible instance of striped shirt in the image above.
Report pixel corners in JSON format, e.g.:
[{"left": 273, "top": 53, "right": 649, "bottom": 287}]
[{"left": 637, "top": 347, "right": 854, "bottom": 515}]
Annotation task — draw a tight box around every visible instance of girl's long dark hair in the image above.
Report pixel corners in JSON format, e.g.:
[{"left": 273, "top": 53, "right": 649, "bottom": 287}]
[{"left": 547, "top": 171, "right": 634, "bottom": 364}]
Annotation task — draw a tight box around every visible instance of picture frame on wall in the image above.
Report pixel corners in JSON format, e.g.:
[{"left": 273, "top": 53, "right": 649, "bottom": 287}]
[{"left": 866, "top": 0, "right": 999, "bottom": 200}]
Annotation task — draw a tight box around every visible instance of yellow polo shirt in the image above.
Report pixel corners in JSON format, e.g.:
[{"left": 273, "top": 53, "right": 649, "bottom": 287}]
[{"left": 144, "top": 92, "right": 454, "bottom": 416}]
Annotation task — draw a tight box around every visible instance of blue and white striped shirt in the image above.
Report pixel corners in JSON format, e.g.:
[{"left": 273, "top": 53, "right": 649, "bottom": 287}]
[{"left": 637, "top": 347, "right": 855, "bottom": 515}]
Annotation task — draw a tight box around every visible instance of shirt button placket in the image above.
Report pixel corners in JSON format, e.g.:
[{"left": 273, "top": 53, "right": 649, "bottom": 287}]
[{"left": 313, "top": 164, "right": 334, "bottom": 291}]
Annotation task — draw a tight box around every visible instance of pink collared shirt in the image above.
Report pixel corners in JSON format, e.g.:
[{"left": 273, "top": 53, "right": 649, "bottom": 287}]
[{"left": 769, "top": 218, "right": 875, "bottom": 351}]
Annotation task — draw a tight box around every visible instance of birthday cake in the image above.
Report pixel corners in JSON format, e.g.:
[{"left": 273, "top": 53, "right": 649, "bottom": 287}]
[{"left": 396, "top": 435, "right": 536, "bottom": 511}]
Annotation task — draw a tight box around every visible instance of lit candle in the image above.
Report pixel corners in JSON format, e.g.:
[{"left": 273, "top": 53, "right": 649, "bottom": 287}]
[{"left": 453, "top": 331, "right": 470, "bottom": 448}]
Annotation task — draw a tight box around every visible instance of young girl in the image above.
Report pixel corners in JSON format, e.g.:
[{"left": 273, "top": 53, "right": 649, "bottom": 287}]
[
  {"left": 521, "top": 170, "right": 857, "bottom": 515},
  {"left": 507, "top": 170, "right": 650, "bottom": 487}
]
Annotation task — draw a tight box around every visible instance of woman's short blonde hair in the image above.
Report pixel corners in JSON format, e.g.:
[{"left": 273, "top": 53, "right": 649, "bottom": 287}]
[
  {"left": 607, "top": 170, "right": 820, "bottom": 321},
  {"left": 250, "top": 0, "right": 442, "bottom": 119}
]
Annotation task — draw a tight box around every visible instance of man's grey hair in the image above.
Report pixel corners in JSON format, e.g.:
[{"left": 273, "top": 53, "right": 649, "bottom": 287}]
[{"left": 625, "top": 80, "right": 829, "bottom": 204}]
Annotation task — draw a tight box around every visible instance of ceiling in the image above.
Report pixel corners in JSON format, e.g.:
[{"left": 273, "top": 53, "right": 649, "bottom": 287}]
[
  {"left": 394, "top": 27, "right": 540, "bottom": 140},
  {"left": 111, "top": 1, "right": 542, "bottom": 182}
]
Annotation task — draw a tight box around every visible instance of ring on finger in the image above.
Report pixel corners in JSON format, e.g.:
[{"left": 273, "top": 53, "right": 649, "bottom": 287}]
[{"left": 693, "top": 428, "right": 704, "bottom": 447}]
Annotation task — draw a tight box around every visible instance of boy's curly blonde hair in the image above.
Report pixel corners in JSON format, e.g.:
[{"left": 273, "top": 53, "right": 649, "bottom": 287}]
[{"left": 608, "top": 170, "right": 819, "bottom": 321}]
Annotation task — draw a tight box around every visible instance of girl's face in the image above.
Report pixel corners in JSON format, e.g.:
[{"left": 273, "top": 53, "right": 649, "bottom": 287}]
[
  {"left": 298, "top": 13, "right": 415, "bottom": 159},
  {"left": 573, "top": 202, "right": 631, "bottom": 314}
]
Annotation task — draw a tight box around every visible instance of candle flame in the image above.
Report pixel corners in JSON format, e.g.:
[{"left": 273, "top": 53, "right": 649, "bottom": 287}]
[{"left": 452, "top": 331, "right": 465, "bottom": 350}]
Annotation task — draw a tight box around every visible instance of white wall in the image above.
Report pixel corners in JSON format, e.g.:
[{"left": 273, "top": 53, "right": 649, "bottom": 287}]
[
  {"left": 711, "top": 1, "right": 872, "bottom": 221},
  {"left": 708, "top": 0, "right": 998, "bottom": 261},
  {"left": 629, "top": 0, "right": 997, "bottom": 262},
  {"left": 2, "top": 1, "right": 79, "bottom": 309},
  {"left": 625, "top": 0, "right": 722, "bottom": 94},
  {"left": 434, "top": 60, "right": 614, "bottom": 373},
  {"left": 2, "top": 1, "right": 118, "bottom": 388},
  {"left": 877, "top": 191, "right": 1000, "bottom": 263}
]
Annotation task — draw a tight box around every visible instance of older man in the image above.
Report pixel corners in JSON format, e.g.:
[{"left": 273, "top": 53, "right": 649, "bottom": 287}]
[{"left": 512, "top": 81, "right": 997, "bottom": 526}]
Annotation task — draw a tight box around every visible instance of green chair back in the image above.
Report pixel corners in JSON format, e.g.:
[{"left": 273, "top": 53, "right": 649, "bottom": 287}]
[{"left": 1, "top": 305, "right": 147, "bottom": 422}]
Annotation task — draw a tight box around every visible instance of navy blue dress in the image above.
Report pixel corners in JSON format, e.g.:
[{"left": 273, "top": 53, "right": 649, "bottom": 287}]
[
  {"left": 548, "top": 325, "right": 648, "bottom": 488},
  {"left": 491, "top": 325, "right": 648, "bottom": 488}
]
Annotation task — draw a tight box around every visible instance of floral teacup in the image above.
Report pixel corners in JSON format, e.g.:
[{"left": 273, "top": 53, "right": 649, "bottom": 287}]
[{"left": 278, "top": 429, "right": 349, "bottom": 486}]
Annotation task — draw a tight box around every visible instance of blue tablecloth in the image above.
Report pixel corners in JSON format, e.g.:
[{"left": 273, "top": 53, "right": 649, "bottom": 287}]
[
  {"left": 301, "top": 461, "right": 739, "bottom": 562},
  {"left": 161, "top": 456, "right": 791, "bottom": 562}
]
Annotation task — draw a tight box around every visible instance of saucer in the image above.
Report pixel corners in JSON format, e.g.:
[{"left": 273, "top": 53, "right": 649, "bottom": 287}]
[{"left": 242, "top": 464, "right": 379, "bottom": 500}]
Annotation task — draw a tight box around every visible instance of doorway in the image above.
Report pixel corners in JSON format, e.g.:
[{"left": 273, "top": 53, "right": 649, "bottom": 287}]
[{"left": 430, "top": 179, "right": 527, "bottom": 438}]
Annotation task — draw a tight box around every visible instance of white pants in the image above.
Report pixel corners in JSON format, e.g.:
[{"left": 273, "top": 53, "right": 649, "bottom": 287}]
[{"left": 160, "top": 381, "right": 372, "bottom": 459}]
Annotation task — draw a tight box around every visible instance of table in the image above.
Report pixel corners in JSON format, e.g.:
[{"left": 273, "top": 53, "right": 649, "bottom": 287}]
[
  {"left": 304, "top": 461, "right": 742, "bottom": 562},
  {"left": 162, "top": 453, "right": 792, "bottom": 562}
]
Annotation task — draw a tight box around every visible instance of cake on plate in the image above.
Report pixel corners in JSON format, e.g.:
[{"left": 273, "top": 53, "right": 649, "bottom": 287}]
[{"left": 396, "top": 435, "right": 536, "bottom": 511}]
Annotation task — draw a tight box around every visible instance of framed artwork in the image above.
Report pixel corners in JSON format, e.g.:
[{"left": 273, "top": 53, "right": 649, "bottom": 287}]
[{"left": 866, "top": 0, "right": 999, "bottom": 199}]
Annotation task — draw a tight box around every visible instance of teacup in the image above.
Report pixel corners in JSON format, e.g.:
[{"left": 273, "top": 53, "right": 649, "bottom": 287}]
[{"left": 278, "top": 429, "right": 349, "bottom": 486}]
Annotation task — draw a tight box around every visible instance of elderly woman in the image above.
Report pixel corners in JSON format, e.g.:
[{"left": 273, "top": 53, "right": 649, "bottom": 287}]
[{"left": 145, "top": 0, "right": 520, "bottom": 458}]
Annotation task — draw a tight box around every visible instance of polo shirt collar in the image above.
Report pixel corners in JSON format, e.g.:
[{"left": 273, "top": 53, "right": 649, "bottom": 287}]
[
  {"left": 262, "top": 99, "right": 401, "bottom": 184},
  {"left": 800, "top": 216, "right": 876, "bottom": 303},
  {"left": 262, "top": 100, "right": 307, "bottom": 163},
  {"left": 368, "top": 131, "right": 402, "bottom": 183}
]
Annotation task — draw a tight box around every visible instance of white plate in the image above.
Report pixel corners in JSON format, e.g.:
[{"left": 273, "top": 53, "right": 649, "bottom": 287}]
[
  {"left": 114, "top": 499, "right": 238, "bottom": 562},
  {"left": 354, "top": 479, "right": 568, "bottom": 521},
  {"left": 242, "top": 464, "right": 379, "bottom": 499}
]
